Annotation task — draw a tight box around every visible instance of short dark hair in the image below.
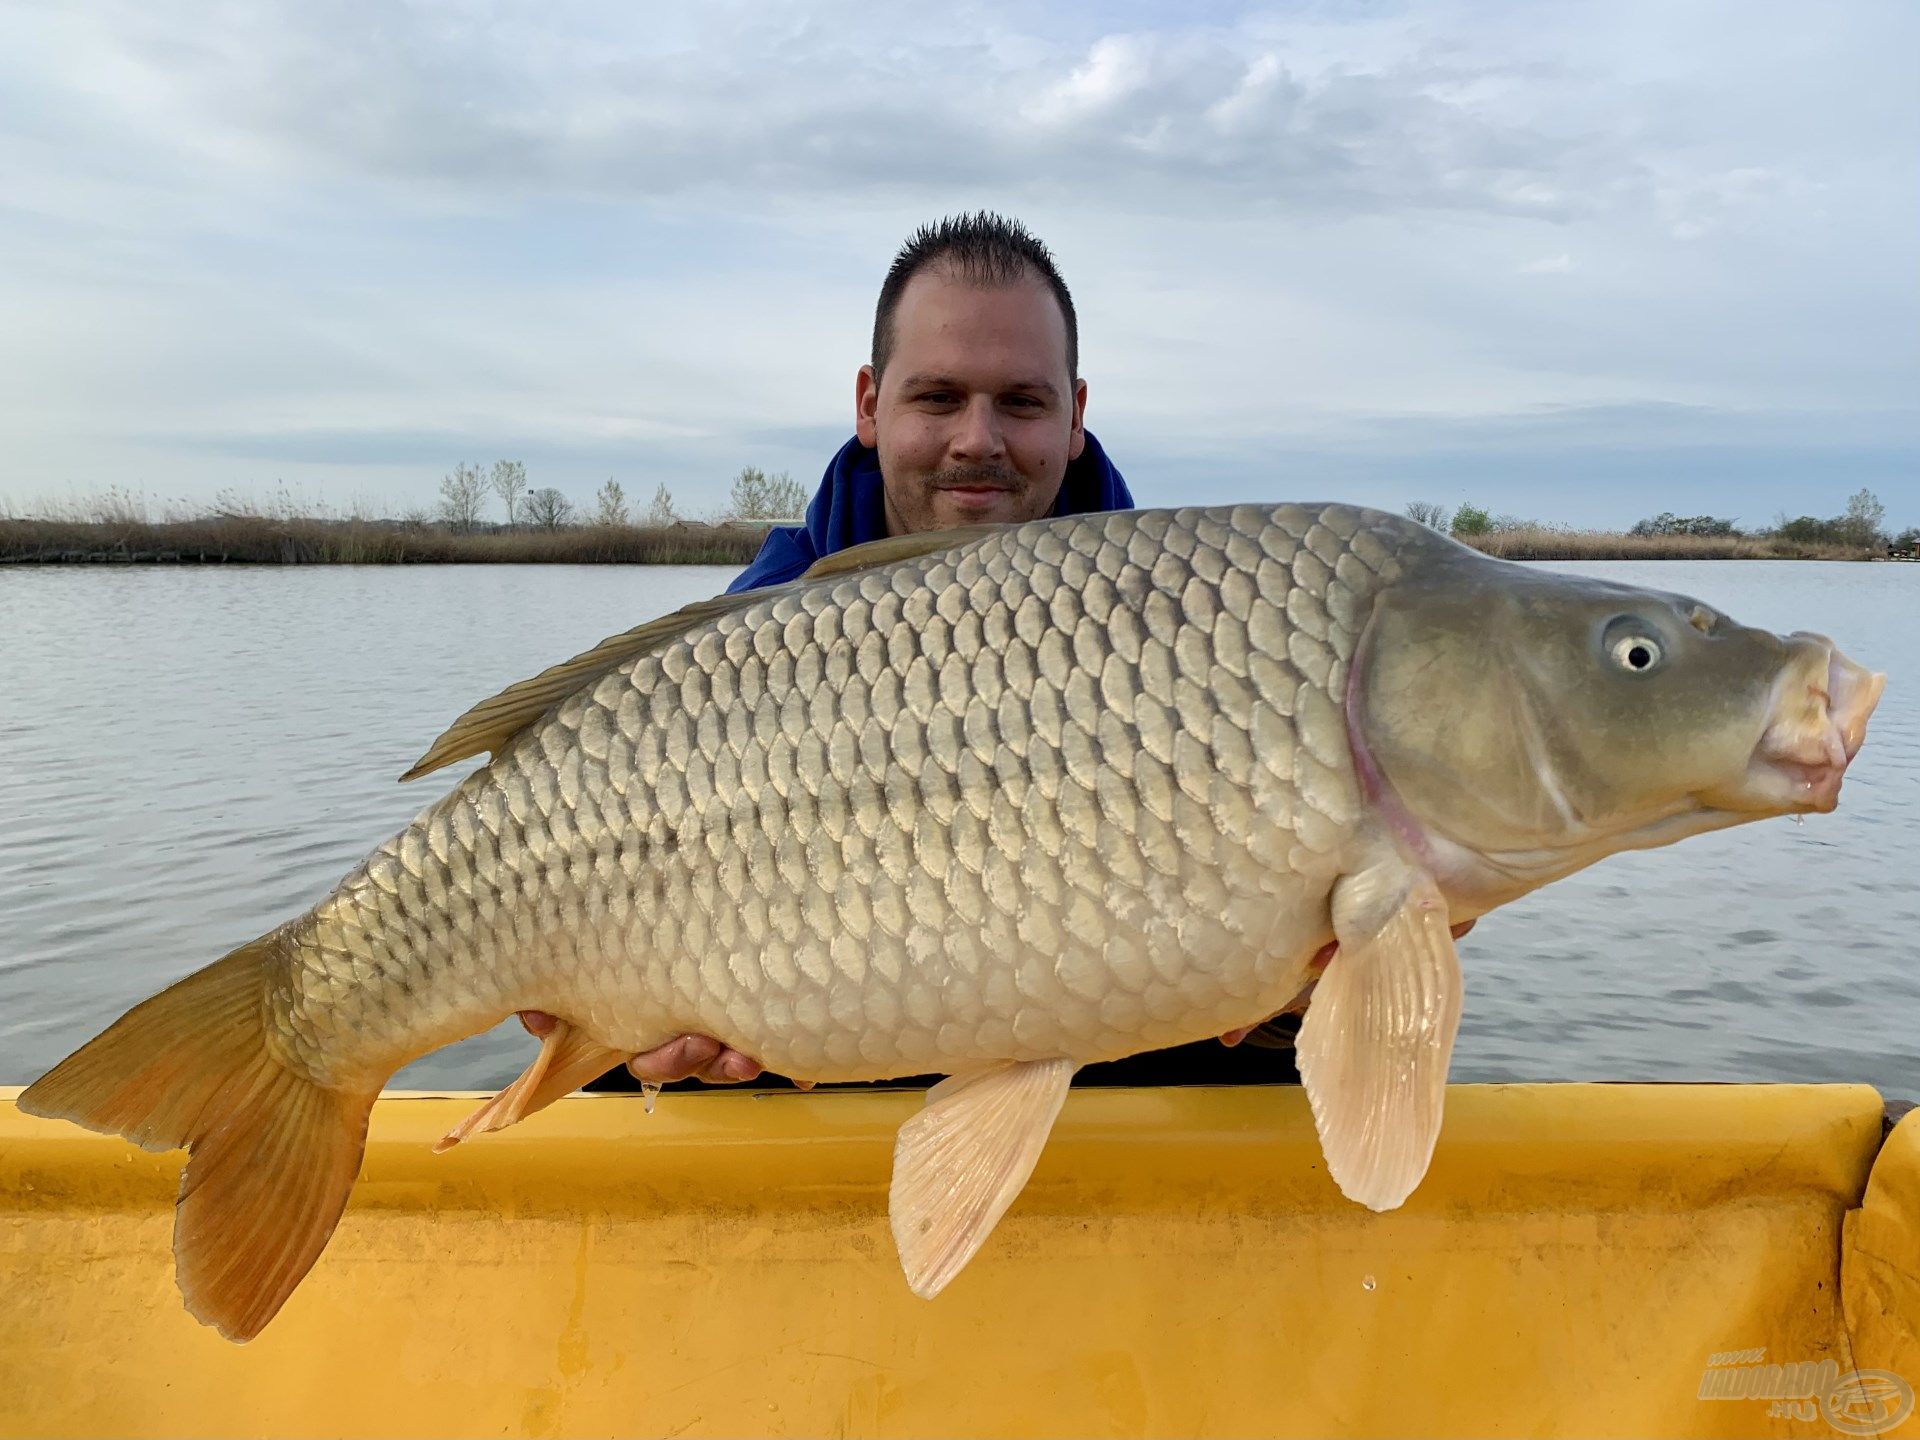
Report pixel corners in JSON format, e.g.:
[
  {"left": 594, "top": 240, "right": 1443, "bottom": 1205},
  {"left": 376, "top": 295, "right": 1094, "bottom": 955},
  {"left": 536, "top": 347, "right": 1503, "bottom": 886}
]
[{"left": 871, "top": 212, "right": 1079, "bottom": 381}]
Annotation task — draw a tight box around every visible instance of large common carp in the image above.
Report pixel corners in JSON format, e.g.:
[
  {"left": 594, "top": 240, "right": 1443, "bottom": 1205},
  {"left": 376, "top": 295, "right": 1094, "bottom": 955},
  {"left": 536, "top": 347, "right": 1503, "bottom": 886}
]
[{"left": 22, "top": 503, "right": 1885, "bottom": 1341}]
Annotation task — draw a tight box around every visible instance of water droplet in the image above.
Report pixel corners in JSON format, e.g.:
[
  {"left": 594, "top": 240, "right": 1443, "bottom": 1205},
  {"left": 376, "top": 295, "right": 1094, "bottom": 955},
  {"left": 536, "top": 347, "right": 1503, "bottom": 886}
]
[
  {"left": 1361, "top": 1275, "right": 1376, "bottom": 1292},
  {"left": 1790, "top": 814, "right": 1805, "bottom": 827},
  {"left": 640, "top": 1080, "right": 661, "bottom": 1115}
]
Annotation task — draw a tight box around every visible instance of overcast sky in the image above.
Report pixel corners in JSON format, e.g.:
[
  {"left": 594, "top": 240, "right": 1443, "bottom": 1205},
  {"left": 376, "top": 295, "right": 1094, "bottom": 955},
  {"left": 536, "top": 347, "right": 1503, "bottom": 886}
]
[{"left": 2, "top": 0, "right": 1914, "bottom": 529}]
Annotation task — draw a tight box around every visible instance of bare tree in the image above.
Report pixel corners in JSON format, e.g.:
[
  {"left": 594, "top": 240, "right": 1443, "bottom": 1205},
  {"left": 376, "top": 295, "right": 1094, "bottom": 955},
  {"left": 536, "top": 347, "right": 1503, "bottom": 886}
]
[
  {"left": 438, "top": 462, "right": 487, "bottom": 533},
  {"left": 645, "top": 482, "right": 679, "bottom": 527},
  {"left": 594, "top": 478, "right": 629, "bottom": 527},
  {"left": 725, "top": 466, "right": 807, "bottom": 521},
  {"left": 1403, "top": 501, "right": 1451, "bottom": 532},
  {"left": 1837, "top": 488, "right": 1887, "bottom": 548},
  {"left": 490, "top": 460, "right": 528, "bottom": 528},
  {"left": 524, "top": 487, "right": 575, "bottom": 531}
]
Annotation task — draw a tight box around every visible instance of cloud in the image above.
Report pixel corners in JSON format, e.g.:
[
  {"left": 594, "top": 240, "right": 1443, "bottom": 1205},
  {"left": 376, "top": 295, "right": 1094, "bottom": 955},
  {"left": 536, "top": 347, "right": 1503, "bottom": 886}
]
[
  {"left": 0, "top": 3, "right": 1689, "bottom": 223},
  {"left": 0, "top": 0, "right": 1913, "bottom": 528}
]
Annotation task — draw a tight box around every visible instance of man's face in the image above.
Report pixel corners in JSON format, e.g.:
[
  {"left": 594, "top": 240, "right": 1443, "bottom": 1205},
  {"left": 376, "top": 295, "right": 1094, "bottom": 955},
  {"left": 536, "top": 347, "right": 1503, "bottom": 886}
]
[{"left": 856, "top": 265, "right": 1088, "bottom": 535}]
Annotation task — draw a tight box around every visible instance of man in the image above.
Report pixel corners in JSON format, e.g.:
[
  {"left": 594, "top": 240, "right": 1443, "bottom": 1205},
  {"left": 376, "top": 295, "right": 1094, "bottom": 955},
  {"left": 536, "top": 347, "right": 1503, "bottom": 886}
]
[
  {"left": 530, "top": 213, "right": 1322, "bottom": 1089},
  {"left": 723, "top": 212, "right": 1131, "bottom": 593}
]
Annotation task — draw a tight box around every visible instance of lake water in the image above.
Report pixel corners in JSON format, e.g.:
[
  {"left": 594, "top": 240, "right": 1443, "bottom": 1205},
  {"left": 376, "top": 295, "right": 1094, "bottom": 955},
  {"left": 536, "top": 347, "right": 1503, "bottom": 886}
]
[{"left": 1, "top": 559, "right": 1913, "bottom": 1097}]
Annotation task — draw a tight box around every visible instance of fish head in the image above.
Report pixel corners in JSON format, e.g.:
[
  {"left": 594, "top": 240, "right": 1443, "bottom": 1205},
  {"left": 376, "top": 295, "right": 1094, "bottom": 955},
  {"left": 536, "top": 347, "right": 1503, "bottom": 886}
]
[{"left": 1348, "top": 557, "right": 1886, "bottom": 900}]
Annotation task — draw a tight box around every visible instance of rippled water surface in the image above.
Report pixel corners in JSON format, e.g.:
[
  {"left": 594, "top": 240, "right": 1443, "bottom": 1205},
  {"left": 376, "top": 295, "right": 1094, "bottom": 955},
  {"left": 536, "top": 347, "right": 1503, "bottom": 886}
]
[{"left": 2, "top": 559, "right": 1914, "bottom": 1095}]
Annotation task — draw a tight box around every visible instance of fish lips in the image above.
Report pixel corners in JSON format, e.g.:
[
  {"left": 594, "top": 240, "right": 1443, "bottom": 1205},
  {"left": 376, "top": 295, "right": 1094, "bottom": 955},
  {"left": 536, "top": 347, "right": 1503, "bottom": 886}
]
[{"left": 1741, "top": 635, "right": 1886, "bottom": 814}]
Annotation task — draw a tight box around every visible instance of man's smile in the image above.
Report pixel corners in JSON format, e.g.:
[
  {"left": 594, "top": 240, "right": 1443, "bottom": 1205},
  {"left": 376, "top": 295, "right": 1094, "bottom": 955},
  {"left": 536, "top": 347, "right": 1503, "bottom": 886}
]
[
  {"left": 929, "top": 469, "right": 1024, "bottom": 517},
  {"left": 932, "top": 465, "right": 1018, "bottom": 494},
  {"left": 929, "top": 464, "right": 1023, "bottom": 515}
]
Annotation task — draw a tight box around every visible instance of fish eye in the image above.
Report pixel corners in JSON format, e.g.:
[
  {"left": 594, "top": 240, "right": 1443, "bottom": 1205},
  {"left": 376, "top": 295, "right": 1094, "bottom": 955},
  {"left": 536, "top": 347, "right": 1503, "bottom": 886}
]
[
  {"left": 1600, "top": 614, "right": 1670, "bottom": 675},
  {"left": 1609, "top": 633, "right": 1663, "bottom": 673}
]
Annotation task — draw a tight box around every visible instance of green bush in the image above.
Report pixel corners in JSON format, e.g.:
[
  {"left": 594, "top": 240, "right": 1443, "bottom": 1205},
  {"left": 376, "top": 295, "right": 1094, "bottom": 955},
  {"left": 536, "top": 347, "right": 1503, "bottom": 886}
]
[{"left": 1451, "top": 503, "right": 1492, "bottom": 537}]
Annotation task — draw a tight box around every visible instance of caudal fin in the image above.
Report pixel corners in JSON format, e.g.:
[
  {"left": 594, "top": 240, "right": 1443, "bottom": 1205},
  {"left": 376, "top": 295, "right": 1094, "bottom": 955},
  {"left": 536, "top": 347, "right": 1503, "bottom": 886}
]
[{"left": 18, "top": 934, "right": 378, "bottom": 1342}]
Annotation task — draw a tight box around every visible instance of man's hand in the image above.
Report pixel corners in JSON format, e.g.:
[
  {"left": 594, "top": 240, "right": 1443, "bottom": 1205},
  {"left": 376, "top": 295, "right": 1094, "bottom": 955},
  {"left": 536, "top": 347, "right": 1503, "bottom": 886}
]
[
  {"left": 1218, "top": 918, "right": 1477, "bottom": 1047},
  {"left": 517, "top": 1011, "right": 764, "bottom": 1084}
]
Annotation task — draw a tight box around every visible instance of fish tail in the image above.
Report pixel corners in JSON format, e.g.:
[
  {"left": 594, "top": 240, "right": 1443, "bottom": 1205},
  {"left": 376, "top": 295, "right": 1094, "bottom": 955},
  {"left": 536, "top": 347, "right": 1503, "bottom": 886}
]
[{"left": 18, "top": 933, "right": 378, "bottom": 1342}]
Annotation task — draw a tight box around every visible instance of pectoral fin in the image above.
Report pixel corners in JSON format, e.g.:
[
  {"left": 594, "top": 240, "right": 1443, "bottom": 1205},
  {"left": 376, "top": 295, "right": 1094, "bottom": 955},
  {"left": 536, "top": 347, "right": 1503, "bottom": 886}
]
[
  {"left": 1297, "top": 871, "right": 1463, "bottom": 1212},
  {"left": 435, "top": 1020, "right": 630, "bottom": 1153},
  {"left": 889, "top": 1057, "right": 1077, "bottom": 1299}
]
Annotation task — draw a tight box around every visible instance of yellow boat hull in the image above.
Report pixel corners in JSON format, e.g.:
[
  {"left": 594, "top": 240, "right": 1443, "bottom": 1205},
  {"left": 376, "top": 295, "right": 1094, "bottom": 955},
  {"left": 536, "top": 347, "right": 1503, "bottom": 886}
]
[{"left": 3, "top": 1083, "right": 1915, "bottom": 1438}]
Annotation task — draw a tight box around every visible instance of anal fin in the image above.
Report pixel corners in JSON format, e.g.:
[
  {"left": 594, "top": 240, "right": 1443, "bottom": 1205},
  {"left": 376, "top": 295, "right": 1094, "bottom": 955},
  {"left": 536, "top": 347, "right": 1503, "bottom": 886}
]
[
  {"left": 1297, "top": 871, "right": 1463, "bottom": 1212},
  {"left": 435, "top": 1020, "right": 630, "bottom": 1153},
  {"left": 889, "top": 1057, "right": 1077, "bottom": 1299}
]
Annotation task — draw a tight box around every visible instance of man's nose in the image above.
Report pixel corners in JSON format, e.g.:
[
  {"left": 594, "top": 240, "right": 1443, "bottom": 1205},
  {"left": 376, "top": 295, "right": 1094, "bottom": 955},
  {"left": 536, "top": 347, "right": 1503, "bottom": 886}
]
[{"left": 948, "top": 396, "right": 1007, "bottom": 462}]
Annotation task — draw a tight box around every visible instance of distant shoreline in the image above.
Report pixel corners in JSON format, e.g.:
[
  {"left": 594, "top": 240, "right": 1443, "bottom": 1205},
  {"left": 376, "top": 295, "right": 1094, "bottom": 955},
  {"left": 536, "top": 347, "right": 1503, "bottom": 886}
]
[
  {"left": 1463, "top": 526, "right": 1886, "bottom": 562},
  {"left": 0, "top": 517, "right": 768, "bottom": 567},
  {"left": 0, "top": 515, "right": 1896, "bottom": 567}
]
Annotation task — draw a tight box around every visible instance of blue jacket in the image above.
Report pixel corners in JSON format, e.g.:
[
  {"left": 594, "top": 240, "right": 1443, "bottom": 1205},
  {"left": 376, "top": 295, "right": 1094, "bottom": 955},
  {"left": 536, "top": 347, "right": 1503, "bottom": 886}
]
[{"left": 728, "top": 431, "right": 1134, "bottom": 593}]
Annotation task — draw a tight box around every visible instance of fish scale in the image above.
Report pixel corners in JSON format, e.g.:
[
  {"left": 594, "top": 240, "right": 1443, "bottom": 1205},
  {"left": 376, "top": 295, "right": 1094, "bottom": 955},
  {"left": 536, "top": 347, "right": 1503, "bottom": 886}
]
[{"left": 264, "top": 502, "right": 1409, "bottom": 1089}]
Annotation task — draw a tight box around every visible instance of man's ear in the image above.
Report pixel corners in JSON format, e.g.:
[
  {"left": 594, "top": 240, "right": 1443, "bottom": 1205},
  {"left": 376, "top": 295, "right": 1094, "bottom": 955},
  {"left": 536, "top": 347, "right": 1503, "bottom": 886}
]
[
  {"left": 856, "top": 365, "right": 880, "bottom": 448},
  {"left": 1068, "top": 378, "right": 1088, "bottom": 461}
]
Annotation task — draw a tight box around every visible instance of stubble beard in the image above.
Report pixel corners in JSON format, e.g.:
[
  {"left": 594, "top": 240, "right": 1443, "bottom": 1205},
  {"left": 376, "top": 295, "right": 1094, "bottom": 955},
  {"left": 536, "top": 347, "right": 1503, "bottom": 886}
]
[{"left": 892, "top": 461, "right": 1056, "bottom": 534}]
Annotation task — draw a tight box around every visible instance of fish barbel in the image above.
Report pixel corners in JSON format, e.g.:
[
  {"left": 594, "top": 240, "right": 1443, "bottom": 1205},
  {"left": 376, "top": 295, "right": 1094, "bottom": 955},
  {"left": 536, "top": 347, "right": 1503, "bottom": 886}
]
[{"left": 21, "top": 503, "right": 1886, "bottom": 1340}]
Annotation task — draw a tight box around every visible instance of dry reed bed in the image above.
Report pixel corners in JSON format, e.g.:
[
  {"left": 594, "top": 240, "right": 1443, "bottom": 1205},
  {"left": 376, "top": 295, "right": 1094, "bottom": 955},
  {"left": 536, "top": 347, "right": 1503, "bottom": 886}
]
[
  {"left": 1462, "top": 527, "right": 1876, "bottom": 561},
  {"left": 0, "top": 517, "right": 766, "bottom": 566}
]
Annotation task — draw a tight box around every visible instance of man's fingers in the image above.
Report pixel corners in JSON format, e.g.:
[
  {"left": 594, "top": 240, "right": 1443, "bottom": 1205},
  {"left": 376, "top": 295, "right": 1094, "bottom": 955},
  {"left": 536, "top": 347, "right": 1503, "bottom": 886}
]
[
  {"left": 625, "top": 1034, "right": 765, "bottom": 1084},
  {"left": 627, "top": 1035, "right": 721, "bottom": 1082},
  {"left": 700, "top": 1051, "right": 763, "bottom": 1083},
  {"left": 518, "top": 1019, "right": 769, "bottom": 1087}
]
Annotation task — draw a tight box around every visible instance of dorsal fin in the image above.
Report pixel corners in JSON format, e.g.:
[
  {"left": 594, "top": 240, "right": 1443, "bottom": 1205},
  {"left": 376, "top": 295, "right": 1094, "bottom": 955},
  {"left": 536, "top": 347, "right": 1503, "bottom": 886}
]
[
  {"left": 795, "top": 523, "right": 1007, "bottom": 580},
  {"left": 399, "top": 522, "right": 1008, "bottom": 782},
  {"left": 399, "top": 593, "right": 752, "bottom": 781}
]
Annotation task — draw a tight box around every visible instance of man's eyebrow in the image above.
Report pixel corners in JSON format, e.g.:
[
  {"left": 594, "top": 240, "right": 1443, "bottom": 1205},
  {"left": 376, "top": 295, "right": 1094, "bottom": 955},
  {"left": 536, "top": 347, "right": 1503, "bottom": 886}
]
[{"left": 898, "top": 373, "right": 1060, "bottom": 399}]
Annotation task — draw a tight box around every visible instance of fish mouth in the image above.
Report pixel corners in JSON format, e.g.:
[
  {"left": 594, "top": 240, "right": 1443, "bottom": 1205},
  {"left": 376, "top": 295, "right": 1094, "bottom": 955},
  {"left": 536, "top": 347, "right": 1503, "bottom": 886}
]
[{"left": 1743, "top": 634, "right": 1885, "bottom": 814}]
